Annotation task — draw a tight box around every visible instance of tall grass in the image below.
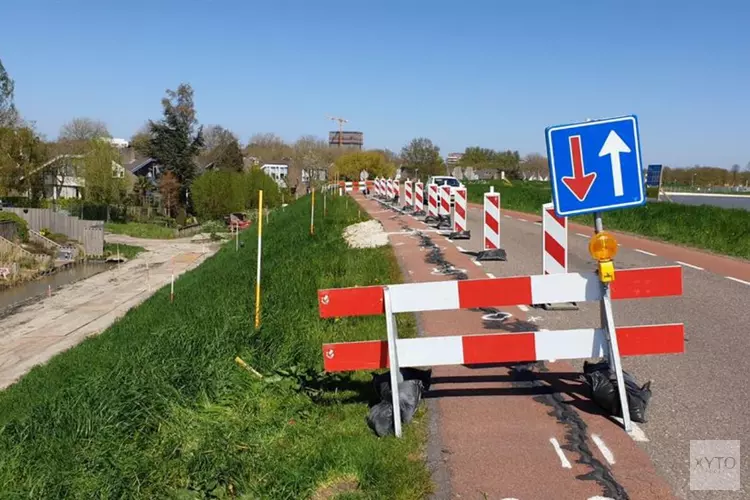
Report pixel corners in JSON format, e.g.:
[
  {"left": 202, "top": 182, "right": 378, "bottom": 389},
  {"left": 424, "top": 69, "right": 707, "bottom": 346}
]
[
  {"left": 0, "top": 195, "right": 430, "bottom": 498},
  {"left": 105, "top": 222, "right": 177, "bottom": 239},
  {"left": 467, "top": 182, "right": 750, "bottom": 259}
]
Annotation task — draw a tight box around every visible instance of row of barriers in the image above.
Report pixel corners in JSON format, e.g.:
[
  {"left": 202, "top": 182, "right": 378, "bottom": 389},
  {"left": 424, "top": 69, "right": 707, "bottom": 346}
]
[{"left": 319, "top": 180, "right": 686, "bottom": 437}]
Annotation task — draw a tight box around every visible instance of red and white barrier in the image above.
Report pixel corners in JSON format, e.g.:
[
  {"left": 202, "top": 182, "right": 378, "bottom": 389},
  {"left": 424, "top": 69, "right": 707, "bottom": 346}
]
[
  {"left": 378, "top": 178, "right": 385, "bottom": 198},
  {"left": 318, "top": 265, "right": 684, "bottom": 436},
  {"left": 426, "top": 184, "right": 439, "bottom": 221},
  {"left": 542, "top": 202, "right": 568, "bottom": 275},
  {"left": 386, "top": 179, "right": 394, "bottom": 199},
  {"left": 450, "top": 187, "right": 470, "bottom": 239},
  {"left": 437, "top": 185, "right": 451, "bottom": 228},
  {"left": 393, "top": 179, "right": 400, "bottom": 201},
  {"left": 477, "top": 188, "right": 505, "bottom": 261},
  {"left": 414, "top": 181, "right": 425, "bottom": 214},
  {"left": 404, "top": 180, "right": 414, "bottom": 210}
]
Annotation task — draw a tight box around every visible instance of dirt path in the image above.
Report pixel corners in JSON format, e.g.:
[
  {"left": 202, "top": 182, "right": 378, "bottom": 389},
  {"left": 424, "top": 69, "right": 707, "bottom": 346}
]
[
  {"left": 352, "top": 194, "right": 675, "bottom": 500},
  {"left": 0, "top": 234, "right": 221, "bottom": 389}
]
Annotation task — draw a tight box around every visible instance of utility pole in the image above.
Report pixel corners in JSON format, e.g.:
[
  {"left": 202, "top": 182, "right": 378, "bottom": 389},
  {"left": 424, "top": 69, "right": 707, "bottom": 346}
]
[{"left": 327, "top": 115, "right": 349, "bottom": 148}]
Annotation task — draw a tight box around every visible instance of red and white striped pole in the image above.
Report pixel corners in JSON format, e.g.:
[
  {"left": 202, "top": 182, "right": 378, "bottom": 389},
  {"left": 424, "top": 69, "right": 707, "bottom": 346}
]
[
  {"left": 425, "top": 184, "right": 439, "bottom": 222},
  {"left": 393, "top": 179, "right": 400, "bottom": 204},
  {"left": 477, "top": 186, "right": 506, "bottom": 261},
  {"left": 537, "top": 202, "right": 577, "bottom": 310},
  {"left": 387, "top": 179, "right": 394, "bottom": 200},
  {"left": 435, "top": 185, "right": 451, "bottom": 228},
  {"left": 403, "top": 180, "right": 413, "bottom": 210},
  {"left": 449, "top": 187, "right": 470, "bottom": 239},
  {"left": 414, "top": 181, "right": 425, "bottom": 215}
]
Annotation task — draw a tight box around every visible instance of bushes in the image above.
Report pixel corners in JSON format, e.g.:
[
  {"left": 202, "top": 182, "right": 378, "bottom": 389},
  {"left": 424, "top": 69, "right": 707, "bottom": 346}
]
[
  {"left": 191, "top": 170, "right": 282, "bottom": 220},
  {"left": 0, "top": 211, "right": 29, "bottom": 242}
]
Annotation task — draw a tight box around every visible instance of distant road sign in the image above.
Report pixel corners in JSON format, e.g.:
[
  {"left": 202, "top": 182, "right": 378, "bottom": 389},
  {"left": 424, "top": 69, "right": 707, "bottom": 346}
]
[
  {"left": 646, "top": 164, "right": 663, "bottom": 188},
  {"left": 545, "top": 115, "right": 645, "bottom": 217}
]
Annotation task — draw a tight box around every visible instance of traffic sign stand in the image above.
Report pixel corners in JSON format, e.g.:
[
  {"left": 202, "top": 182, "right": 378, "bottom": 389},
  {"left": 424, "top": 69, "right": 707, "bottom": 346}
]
[{"left": 476, "top": 187, "right": 506, "bottom": 261}]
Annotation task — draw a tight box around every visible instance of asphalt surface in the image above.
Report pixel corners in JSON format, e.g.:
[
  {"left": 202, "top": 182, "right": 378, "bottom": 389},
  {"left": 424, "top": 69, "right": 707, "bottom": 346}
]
[
  {"left": 456, "top": 203, "right": 749, "bottom": 499},
  {"left": 663, "top": 192, "right": 750, "bottom": 211}
]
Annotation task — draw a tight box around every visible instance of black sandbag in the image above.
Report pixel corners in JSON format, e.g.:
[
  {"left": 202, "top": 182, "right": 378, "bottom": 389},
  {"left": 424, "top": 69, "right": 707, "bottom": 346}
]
[
  {"left": 372, "top": 368, "right": 432, "bottom": 400},
  {"left": 367, "top": 400, "right": 395, "bottom": 437},
  {"left": 583, "top": 360, "right": 653, "bottom": 423},
  {"left": 366, "top": 380, "right": 425, "bottom": 436}
]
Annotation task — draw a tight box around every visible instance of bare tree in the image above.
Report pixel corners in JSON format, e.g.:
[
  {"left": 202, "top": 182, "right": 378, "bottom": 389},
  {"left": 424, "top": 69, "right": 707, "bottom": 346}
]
[
  {"left": 60, "top": 117, "right": 110, "bottom": 141},
  {"left": 246, "top": 133, "right": 292, "bottom": 163},
  {"left": 523, "top": 153, "right": 549, "bottom": 180},
  {"left": 0, "top": 58, "right": 20, "bottom": 128}
]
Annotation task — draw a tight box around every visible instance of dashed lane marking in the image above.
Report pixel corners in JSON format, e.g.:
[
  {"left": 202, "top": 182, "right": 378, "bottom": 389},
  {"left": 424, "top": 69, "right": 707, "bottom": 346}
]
[
  {"left": 576, "top": 232, "right": 589, "bottom": 238},
  {"left": 503, "top": 215, "right": 512, "bottom": 219},
  {"left": 549, "top": 438, "right": 572, "bottom": 469},
  {"left": 473, "top": 260, "right": 483, "bottom": 267},
  {"left": 613, "top": 417, "right": 650, "bottom": 442},
  {"left": 634, "top": 248, "right": 658, "bottom": 257},
  {"left": 726, "top": 276, "right": 750, "bottom": 286},
  {"left": 675, "top": 260, "right": 704, "bottom": 271},
  {"left": 486, "top": 272, "right": 496, "bottom": 279},
  {"left": 533, "top": 221, "right": 542, "bottom": 226},
  {"left": 517, "top": 305, "right": 530, "bottom": 312},
  {"left": 456, "top": 246, "right": 467, "bottom": 253},
  {"left": 591, "top": 434, "right": 615, "bottom": 465}
]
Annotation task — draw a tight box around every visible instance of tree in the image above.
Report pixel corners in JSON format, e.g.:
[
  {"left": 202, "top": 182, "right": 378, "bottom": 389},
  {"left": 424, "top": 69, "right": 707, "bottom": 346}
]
[
  {"left": 133, "top": 176, "right": 152, "bottom": 206},
  {"left": 159, "top": 171, "right": 181, "bottom": 217},
  {"left": 130, "top": 124, "right": 152, "bottom": 155},
  {"left": 0, "top": 58, "right": 19, "bottom": 128},
  {"left": 0, "top": 126, "right": 47, "bottom": 198},
  {"left": 145, "top": 83, "right": 204, "bottom": 204},
  {"left": 522, "top": 153, "right": 549, "bottom": 180},
  {"left": 291, "top": 135, "right": 331, "bottom": 186},
  {"left": 333, "top": 151, "right": 396, "bottom": 180},
  {"left": 459, "top": 147, "right": 496, "bottom": 168},
  {"left": 59, "top": 118, "right": 110, "bottom": 142},
  {"left": 201, "top": 125, "right": 244, "bottom": 172},
  {"left": 191, "top": 170, "right": 244, "bottom": 220},
  {"left": 246, "top": 133, "right": 291, "bottom": 163},
  {"left": 731, "top": 164, "right": 741, "bottom": 185},
  {"left": 81, "top": 139, "right": 125, "bottom": 220},
  {"left": 400, "top": 137, "right": 444, "bottom": 178}
]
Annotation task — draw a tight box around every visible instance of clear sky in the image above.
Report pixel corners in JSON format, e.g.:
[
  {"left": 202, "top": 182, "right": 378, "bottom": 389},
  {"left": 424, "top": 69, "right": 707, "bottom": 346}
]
[{"left": 1, "top": 0, "right": 748, "bottom": 168}]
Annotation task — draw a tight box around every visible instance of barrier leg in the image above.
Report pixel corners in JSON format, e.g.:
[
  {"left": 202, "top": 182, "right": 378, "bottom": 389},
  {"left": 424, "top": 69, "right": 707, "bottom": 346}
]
[
  {"left": 384, "top": 286, "right": 403, "bottom": 437},
  {"left": 602, "top": 282, "right": 632, "bottom": 432}
]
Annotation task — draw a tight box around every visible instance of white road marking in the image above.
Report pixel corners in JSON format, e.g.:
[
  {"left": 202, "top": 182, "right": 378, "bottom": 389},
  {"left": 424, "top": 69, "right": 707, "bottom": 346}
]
[
  {"left": 612, "top": 417, "right": 650, "bottom": 442},
  {"left": 503, "top": 215, "right": 512, "bottom": 219},
  {"left": 527, "top": 315, "right": 542, "bottom": 323},
  {"left": 576, "top": 232, "right": 588, "bottom": 238},
  {"left": 726, "top": 276, "right": 750, "bottom": 286},
  {"left": 517, "top": 305, "right": 530, "bottom": 312},
  {"left": 533, "top": 221, "right": 542, "bottom": 226},
  {"left": 473, "top": 260, "right": 483, "bottom": 267},
  {"left": 549, "top": 438, "right": 572, "bottom": 469},
  {"left": 456, "top": 246, "right": 467, "bottom": 253},
  {"left": 634, "top": 248, "right": 657, "bottom": 257},
  {"left": 591, "top": 434, "right": 615, "bottom": 465},
  {"left": 518, "top": 218, "right": 528, "bottom": 222},
  {"left": 486, "top": 272, "right": 496, "bottom": 279},
  {"left": 675, "top": 260, "right": 704, "bottom": 271}
]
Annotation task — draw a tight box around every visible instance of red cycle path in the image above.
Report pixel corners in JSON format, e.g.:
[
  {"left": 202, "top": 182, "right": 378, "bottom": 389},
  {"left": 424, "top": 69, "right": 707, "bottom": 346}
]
[{"left": 352, "top": 194, "right": 676, "bottom": 500}]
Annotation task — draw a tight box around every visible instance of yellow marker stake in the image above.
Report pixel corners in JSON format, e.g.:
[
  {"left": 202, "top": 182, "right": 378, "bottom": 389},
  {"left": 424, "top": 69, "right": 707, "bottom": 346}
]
[
  {"left": 254, "top": 190, "right": 264, "bottom": 329},
  {"left": 310, "top": 188, "right": 315, "bottom": 235}
]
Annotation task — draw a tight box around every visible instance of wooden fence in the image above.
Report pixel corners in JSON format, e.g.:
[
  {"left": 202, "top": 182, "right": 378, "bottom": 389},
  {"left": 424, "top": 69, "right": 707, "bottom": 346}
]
[
  {"left": 0, "top": 208, "right": 104, "bottom": 257},
  {"left": 0, "top": 221, "right": 17, "bottom": 241}
]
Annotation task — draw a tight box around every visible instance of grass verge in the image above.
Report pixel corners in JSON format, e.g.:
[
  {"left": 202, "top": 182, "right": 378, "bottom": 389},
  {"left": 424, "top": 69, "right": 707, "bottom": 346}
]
[
  {"left": 0, "top": 195, "right": 430, "bottom": 499},
  {"left": 468, "top": 181, "right": 750, "bottom": 260},
  {"left": 104, "top": 242, "right": 146, "bottom": 260},
  {"left": 105, "top": 222, "right": 177, "bottom": 239}
]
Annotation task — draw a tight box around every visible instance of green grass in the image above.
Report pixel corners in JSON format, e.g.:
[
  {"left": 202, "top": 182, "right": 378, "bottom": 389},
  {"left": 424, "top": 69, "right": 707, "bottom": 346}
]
[
  {"left": 105, "top": 222, "right": 177, "bottom": 239},
  {"left": 468, "top": 181, "right": 750, "bottom": 260},
  {"left": 104, "top": 242, "right": 146, "bottom": 259},
  {"left": 0, "top": 196, "right": 431, "bottom": 499}
]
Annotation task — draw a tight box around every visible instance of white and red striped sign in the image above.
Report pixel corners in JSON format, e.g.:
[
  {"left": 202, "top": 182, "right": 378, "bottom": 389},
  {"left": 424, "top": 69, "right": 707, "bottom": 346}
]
[
  {"left": 404, "top": 180, "right": 413, "bottom": 208},
  {"left": 453, "top": 187, "right": 468, "bottom": 233},
  {"left": 386, "top": 179, "right": 394, "bottom": 199},
  {"left": 322, "top": 324, "right": 684, "bottom": 372},
  {"left": 393, "top": 179, "right": 400, "bottom": 200},
  {"left": 414, "top": 182, "right": 424, "bottom": 212},
  {"left": 438, "top": 185, "right": 451, "bottom": 217},
  {"left": 427, "top": 184, "right": 439, "bottom": 218},
  {"left": 318, "top": 266, "right": 682, "bottom": 318},
  {"left": 542, "top": 202, "right": 568, "bottom": 274},
  {"left": 483, "top": 190, "right": 501, "bottom": 250}
]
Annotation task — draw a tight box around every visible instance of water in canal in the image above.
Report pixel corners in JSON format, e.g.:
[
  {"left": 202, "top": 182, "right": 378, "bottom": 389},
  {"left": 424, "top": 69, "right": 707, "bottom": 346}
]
[{"left": 0, "top": 261, "right": 114, "bottom": 313}]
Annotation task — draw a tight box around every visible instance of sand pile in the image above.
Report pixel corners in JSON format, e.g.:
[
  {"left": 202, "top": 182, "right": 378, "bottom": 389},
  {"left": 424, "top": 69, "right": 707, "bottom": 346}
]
[{"left": 343, "top": 220, "right": 389, "bottom": 248}]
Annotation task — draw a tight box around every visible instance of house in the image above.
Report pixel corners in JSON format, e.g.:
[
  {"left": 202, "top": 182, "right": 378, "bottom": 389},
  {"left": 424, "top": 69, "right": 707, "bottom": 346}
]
[{"left": 261, "top": 163, "right": 289, "bottom": 188}]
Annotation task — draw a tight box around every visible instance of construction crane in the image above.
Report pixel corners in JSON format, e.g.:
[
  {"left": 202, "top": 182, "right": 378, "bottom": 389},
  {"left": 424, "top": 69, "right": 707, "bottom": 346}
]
[{"left": 327, "top": 115, "right": 349, "bottom": 148}]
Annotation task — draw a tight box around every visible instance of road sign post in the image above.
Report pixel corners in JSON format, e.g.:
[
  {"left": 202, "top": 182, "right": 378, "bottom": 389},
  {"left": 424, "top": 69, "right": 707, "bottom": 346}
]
[
  {"left": 545, "top": 115, "right": 646, "bottom": 433},
  {"left": 646, "top": 164, "right": 664, "bottom": 200}
]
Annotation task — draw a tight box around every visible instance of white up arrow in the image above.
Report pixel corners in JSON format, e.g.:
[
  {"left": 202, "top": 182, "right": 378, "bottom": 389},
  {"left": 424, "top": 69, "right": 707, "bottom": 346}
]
[{"left": 598, "top": 130, "right": 631, "bottom": 197}]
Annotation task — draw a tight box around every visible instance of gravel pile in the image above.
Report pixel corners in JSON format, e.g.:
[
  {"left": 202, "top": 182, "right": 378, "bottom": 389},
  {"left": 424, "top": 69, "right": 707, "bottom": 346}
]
[{"left": 343, "top": 220, "right": 389, "bottom": 248}]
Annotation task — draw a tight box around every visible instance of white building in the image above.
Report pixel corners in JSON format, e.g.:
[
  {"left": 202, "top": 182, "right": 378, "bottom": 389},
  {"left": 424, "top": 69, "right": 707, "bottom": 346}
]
[{"left": 261, "top": 163, "right": 289, "bottom": 188}]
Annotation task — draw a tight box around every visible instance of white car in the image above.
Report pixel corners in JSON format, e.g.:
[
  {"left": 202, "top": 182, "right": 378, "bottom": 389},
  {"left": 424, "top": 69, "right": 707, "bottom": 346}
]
[{"left": 427, "top": 176, "right": 464, "bottom": 204}]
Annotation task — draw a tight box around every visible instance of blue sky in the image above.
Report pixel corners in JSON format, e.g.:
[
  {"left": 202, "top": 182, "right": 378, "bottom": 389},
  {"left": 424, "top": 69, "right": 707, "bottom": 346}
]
[{"left": 1, "top": 0, "right": 748, "bottom": 168}]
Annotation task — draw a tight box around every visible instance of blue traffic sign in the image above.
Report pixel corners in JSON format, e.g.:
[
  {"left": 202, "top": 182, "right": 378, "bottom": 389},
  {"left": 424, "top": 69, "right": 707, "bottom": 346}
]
[
  {"left": 646, "top": 164, "right": 663, "bottom": 188},
  {"left": 545, "top": 115, "right": 645, "bottom": 217}
]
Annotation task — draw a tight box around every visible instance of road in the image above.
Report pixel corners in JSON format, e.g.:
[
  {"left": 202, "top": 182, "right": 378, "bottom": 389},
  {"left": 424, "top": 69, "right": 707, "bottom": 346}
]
[
  {"left": 662, "top": 192, "right": 750, "bottom": 211},
  {"left": 364, "top": 188, "right": 748, "bottom": 499},
  {"left": 460, "top": 203, "right": 749, "bottom": 499},
  {"left": 0, "top": 234, "right": 221, "bottom": 389}
]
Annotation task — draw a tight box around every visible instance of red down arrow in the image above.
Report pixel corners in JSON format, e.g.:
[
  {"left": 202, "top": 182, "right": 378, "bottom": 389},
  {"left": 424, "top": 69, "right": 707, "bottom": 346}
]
[{"left": 562, "top": 135, "right": 597, "bottom": 201}]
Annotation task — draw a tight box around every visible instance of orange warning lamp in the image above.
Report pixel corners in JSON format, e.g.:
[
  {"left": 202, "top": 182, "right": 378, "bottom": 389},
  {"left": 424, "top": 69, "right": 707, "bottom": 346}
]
[{"left": 589, "top": 232, "right": 618, "bottom": 283}]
